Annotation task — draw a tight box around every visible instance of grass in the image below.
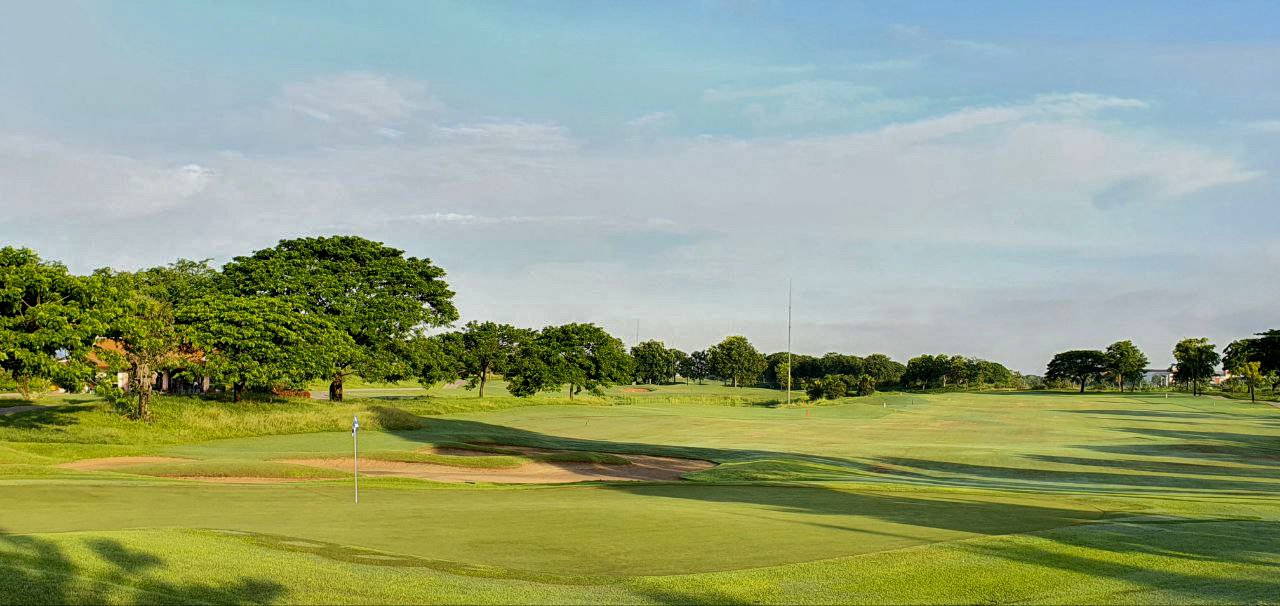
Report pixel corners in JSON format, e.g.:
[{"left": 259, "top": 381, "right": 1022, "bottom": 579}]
[{"left": 1, "top": 384, "right": 1278, "bottom": 603}]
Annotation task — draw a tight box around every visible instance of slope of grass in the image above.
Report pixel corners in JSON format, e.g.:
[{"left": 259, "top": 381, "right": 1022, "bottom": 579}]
[{"left": 2, "top": 388, "right": 1278, "bottom": 603}]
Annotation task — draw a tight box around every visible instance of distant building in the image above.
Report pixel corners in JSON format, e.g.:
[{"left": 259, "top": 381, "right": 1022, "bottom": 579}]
[
  {"left": 1142, "top": 367, "right": 1174, "bottom": 387},
  {"left": 89, "top": 339, "right": 211, "bottom": 394}
]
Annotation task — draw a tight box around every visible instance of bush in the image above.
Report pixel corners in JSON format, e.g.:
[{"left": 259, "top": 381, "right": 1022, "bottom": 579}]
[{"left": 855, "top": 374, "right": 876, "bottom": 397}]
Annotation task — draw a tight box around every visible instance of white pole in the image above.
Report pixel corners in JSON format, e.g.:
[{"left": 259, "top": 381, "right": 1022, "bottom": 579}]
[
  {"left": 353, "top": 415, "right": 359, "bottom": 504},
  {"left": 787, "top": 278, "right": 792, "bottom": 407}
]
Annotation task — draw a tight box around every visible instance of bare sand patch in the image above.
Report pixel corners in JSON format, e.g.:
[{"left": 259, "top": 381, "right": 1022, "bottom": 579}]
[
  {"left": 621, "top": 387, "right": 651, "bottom": 394},
  {"left": 284, "top": 453, "right": 714, "bottom": 484},
  {"left": 58, "top": 456, "right": 192, "bottom": 471}
]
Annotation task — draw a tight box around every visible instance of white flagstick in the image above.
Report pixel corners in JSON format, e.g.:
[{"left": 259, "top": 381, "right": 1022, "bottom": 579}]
[{"left": 352, "top": 415, "right": 360, "bottom": 504}]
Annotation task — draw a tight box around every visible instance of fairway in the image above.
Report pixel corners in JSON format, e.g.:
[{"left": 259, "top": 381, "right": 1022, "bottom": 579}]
[{"left": 2, "top": 387, "right": 1279, "bottom": 604}]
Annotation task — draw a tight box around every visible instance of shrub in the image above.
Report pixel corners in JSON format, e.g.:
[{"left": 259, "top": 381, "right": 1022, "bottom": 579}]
[{"left": 855, "top": 374, "right": 876, "bottom": 397}]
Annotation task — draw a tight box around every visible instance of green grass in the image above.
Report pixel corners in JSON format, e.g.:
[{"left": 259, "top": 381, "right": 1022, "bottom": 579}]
[{"left": 2, "top": 385, "right": 1278, "bottom": 603}]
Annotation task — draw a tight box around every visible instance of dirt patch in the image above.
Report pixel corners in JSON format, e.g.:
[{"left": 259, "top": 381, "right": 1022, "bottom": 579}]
[
  {"left": 58, "top": 456, "right": 192, "bottom": 471},
  {"left": 166, "top": 476, "right": 316, "bottom": 484},
  {"left": 621, "top": 387, "right": 652, "bottom": 394},
  {"left": 0, "top": 405, "right": 43, "bottom": 416},
  {"left": 284, "top": 454, "right": 714, "bottom": 484}
]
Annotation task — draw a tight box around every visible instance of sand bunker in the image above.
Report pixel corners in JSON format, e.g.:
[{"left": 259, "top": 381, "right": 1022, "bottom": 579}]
[
  {"left": 58, "top": 456, "right": 192, "bottom": 471},
  {"left": 285, "top": 453, "right": 714, "bottom": 484}
]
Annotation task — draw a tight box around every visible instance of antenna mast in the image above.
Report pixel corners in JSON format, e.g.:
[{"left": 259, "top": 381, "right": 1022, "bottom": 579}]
[{"left": 787, "top": 278, "right": 793, "bottom": 406}]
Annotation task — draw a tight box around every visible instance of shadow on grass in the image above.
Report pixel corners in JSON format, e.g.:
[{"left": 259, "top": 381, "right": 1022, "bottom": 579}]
[
  {"left": 0, "top": 530, "right": 285, "bottom": 604},
  {"left": 0, "top": 405, "right": 97, "bottom": 430},
  {"left": 957, "top": 519, "right": 1280, "bottom": 603}
]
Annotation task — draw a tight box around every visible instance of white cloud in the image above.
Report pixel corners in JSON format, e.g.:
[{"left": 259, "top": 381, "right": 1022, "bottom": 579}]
[
  {"left": 275, "top": 72, "right": 440, "bottom": 124},
  {"left": 702, "top": 80, "right": 927, "bottom": 127},
  {"left": 0, "top": 78, "right": 1267, "bottom": 370}
]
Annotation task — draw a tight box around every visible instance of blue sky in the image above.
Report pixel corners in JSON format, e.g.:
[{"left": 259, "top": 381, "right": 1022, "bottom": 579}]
[{"left": 1, "top": 1, "right": 1277, "bottom": 371}]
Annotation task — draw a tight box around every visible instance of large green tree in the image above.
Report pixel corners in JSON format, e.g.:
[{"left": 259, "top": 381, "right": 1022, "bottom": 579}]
[
  {"left": 221, "top": 236, "right": 458, "bottom": 401},
  {"left": 707, "top": 335, "right": 766, "bottom": 388},
  {"left": 178, "top": 296, "right": 351, "bottom": 402},
  {"left": 0, "top": 247, "right": 104, "bottom": 400},
  {"left": 862, "top": 353, "right": 905, "bottom": 387},
  {"left": 680, "top": 350, "right": 711, "bottom": 384},
  {"left": 1045, "top": 350, "right": 1109, "bottom": 393},
  {"left": 1104, "top": 340, "right": 1149, "bottom": 392},
  {"left": 507, "top": 323, "right": 632, "bottom": 399},
  {"left": 440, "top": 322, "right": 532, "bottom": 397},
  {"left": 1223, "top": 330, "right": 1280, "bottom": 392},
  {"left": 1172, "top": 337, "right": 1220, "bottom": 396},
  {"left": 632, "top": 340, "right": 677, "bottom": 385},
  {"left": 1236, "top": 361, "right": 1264, "bottom": 403}
]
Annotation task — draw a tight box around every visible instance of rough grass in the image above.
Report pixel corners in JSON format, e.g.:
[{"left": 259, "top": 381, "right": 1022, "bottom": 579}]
[{"left": 103, "top": 460, "right": 349, "bottom": 479}]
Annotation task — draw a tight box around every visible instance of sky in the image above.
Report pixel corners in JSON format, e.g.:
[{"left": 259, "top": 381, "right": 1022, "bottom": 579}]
[{"left": 1, "top": 1, "right": 1277, "bottom": 372}]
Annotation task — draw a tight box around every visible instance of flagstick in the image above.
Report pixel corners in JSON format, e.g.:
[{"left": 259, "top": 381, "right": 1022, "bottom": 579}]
[{"left": 352, "top": 415, "right": 360, "bottom": 504}]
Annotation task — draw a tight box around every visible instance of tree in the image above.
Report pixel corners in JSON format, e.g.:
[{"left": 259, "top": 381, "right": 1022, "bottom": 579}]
[
  {"left": 1105, "top": 340, "right": 1149, "bottom": 392},
  {"left": 632, "top": 340, "right": 676, "bottom": 385},
  {"left": 221, "top": 236, "right": 457, "bottom": 401},
  {"left": 680, "top": 350, "right": 711, "bottom": 384},
  {"left": 0, "top": 248, "right": 104, "bottom": 400},
  {"left": 902, "top": 354, "right": 948, "bottom": 389},
  {"left": 507, "top": 323, "right": 632, "bottom": 399},
  {"left": 1045, "top": 350, "right": 1109, "bottom": 393},
  {"left": 854, "top": 374, "right": 877, "bottom": 397},
  {"left": 1172, "top": 338, "right": 1220, "bottom": 396},
  {"left": 707, "top": 336, "right": 766, "bottom": 387},
  {"left": 91, "top": 271, "right": 179, "bottom": 419},
  {"left": 863, "top": 354, "right": 904, "bottom": 387},
  {"left": 178, "top": 296, "right": 351, "bottom": 402},
  {"left": 1235, "top": 361, "right": 1263, "bottom": 402},
  {"left": 441, "top": 322, "right": 532, "bottom": 397},
  {"left": 1224, "top": 330, "right": 1280, "bottom": 392},
  {"left": 668, "top": 349, "right": 688, "bottom": 383},
  {"left": 819, "top": 353, "right": 864, "bottom": 377}
]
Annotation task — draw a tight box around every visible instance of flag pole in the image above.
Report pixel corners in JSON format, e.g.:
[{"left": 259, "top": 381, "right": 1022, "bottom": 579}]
[{"left": 352, "top": 415, "right": 360, "bottom": 504}]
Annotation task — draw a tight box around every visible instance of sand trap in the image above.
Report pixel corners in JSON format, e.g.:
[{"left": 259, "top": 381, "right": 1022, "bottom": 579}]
[
  {"left": 58, "top": 456, "right": 192, "bottom": 471},
  {"left": 284, "top": 453, "right": 714, "bottom": 484}
]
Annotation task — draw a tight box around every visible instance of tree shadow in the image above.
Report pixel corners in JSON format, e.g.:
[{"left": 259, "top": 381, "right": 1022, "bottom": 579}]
[
  {"left": 0, "top": 530, "right": 286, "bottom": 604},
  {"left": 0, "top": 405, "right": 96, "bottom": 430},
  {"left": 955, "top": 519, "right": 1280, "bottom": 602}
]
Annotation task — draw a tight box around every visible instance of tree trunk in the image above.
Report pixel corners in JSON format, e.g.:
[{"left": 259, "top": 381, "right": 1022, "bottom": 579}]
[
  {"left": 233, "top": 381, "right": 244, "bottom": 403},
  {"left": 134, "top": 362, "right": 154, "bottom": 420},
  {"left": 568, "top": 384, "right": 574, "bottom": 400},
  {"left": 1079, "top": 377, "right": 1086, "bottom": 393},
  {"left": 1250, "top": 384, "right": 1255, "bottom": 402},
  {"left": 479, "top": 364, "right": 487, "bottom": 398},
  {"left": 329, "top": 374, "right": 344, "bottom": 402},
  {"left": 732, "top": 376, "right": 738, "bottom": 388}
]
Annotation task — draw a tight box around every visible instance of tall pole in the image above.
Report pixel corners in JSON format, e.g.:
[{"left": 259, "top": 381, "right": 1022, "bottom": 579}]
[
  {"left": 352, "top": 415, "right": 360, "bottom": 504},
  {"left": 787, "top": 278, "right": 793, "bottom": 406}
]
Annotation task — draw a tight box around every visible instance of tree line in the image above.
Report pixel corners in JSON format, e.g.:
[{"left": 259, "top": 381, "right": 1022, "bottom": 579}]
[{"left": 1045, "top": 333, "right": 1279, "bottom": 401}]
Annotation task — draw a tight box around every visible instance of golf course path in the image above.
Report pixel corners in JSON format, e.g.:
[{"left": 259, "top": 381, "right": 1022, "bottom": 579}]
[{"left": 0, "top": 404, "right": 43, "bottom": 416}]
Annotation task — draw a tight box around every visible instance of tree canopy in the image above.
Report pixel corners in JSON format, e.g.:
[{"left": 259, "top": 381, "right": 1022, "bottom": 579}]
[
  {"left": 1046, "top": 350, "right": 1109, "bottom": 393},
  {"left": 178, "top": 296, "right": 351, "bottom": 402},
  {"left": 439, "top": 322, "right": 532, "bottom": 397},
  {"left": 1172, "top": 337, "right": 1220, "bottom": 396},
  {"left": 0, "top": 247, "right": 104, "bottom": 399},
  {"left": 632, "top": 340, "right": 680, "bottom": 385},
  {"left": 707, "top": 336, "right": 766, "bottom": 388},
  {"left": 507, "top": 323, "right": 632, "bottom": 399},
  {"left": 1104, "top": 340, "right": 1149, "bottom": 392},
  {"left": 220, "top": 236, "right": 458, "bottom": 400}
]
